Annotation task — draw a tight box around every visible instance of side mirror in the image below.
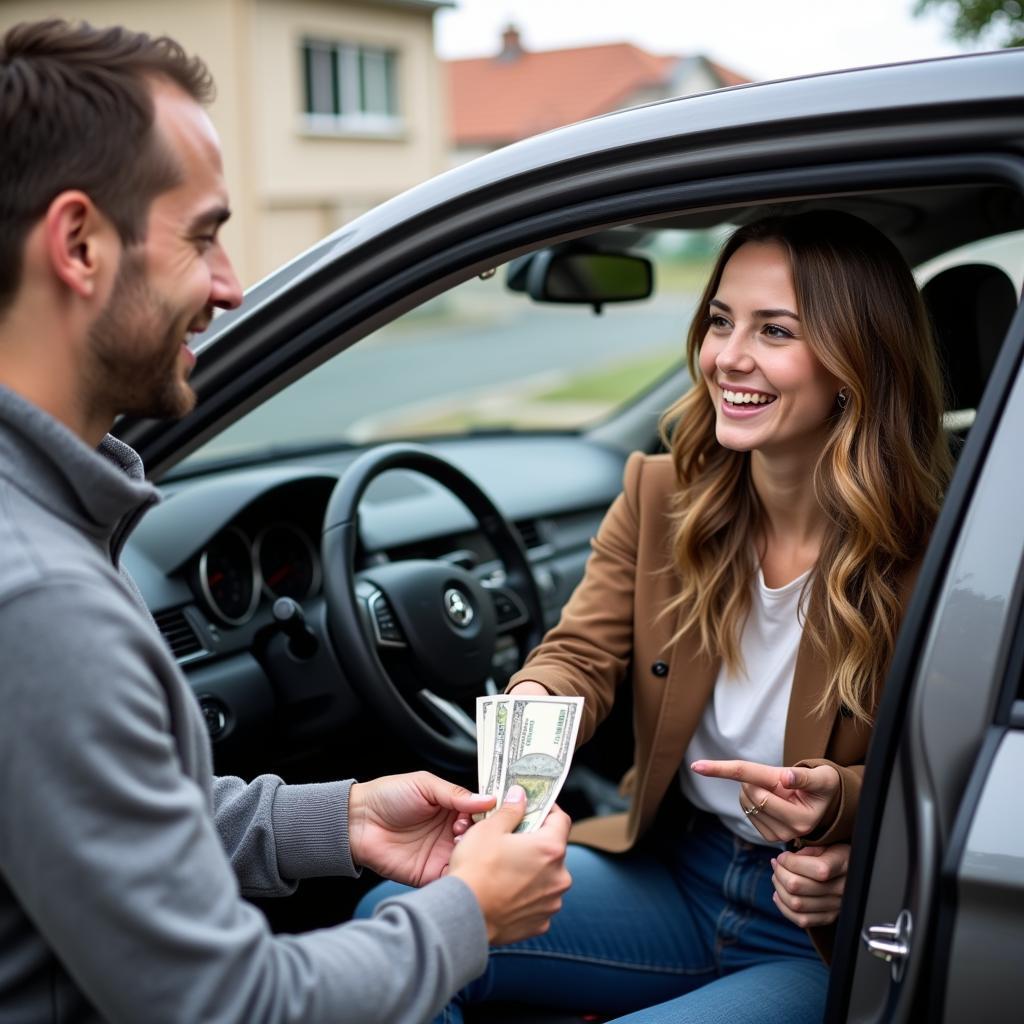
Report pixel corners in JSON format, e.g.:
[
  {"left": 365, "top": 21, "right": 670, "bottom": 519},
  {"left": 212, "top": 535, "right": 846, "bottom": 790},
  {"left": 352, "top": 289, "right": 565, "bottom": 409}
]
[{"left": 506, "top": 248, "right": 653, "bottom": 313}]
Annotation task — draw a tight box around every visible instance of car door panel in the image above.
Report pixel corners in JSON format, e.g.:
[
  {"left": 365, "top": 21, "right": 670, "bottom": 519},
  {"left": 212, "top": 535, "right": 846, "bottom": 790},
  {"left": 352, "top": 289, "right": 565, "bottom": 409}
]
[{"left": 942, "top": 729, "right": 1024, "bottom": 1020}]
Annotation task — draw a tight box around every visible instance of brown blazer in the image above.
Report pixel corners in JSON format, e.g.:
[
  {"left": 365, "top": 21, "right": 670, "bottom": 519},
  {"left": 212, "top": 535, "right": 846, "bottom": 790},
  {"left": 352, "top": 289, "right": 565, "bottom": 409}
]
[{"left": 510, "top": 451, "right": 910, "bottom": 961}]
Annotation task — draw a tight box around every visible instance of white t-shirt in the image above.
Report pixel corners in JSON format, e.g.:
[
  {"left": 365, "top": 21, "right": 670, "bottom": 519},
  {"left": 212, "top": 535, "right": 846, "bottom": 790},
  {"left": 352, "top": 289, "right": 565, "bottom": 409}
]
[{"left": 678, "top": 566, "right": 810, "bottom": 845}]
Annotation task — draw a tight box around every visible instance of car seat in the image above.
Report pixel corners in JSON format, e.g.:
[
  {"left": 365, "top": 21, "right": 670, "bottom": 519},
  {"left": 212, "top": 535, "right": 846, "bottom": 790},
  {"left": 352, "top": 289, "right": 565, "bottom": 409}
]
[{"left": 920, "top": 263, "right": 1019, "bottom": 439}]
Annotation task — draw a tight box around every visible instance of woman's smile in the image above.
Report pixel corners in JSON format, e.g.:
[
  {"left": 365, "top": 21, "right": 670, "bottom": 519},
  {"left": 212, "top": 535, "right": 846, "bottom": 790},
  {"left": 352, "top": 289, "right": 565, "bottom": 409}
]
[{"left": 719, "top": 385, "right": 778, "bottom": 417}]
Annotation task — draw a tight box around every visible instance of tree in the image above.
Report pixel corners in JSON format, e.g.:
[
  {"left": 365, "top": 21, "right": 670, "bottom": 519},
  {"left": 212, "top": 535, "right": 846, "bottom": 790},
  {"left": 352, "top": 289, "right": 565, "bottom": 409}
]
[{"left": 915, "top": 0, "right": 1024, "bottom": 47}]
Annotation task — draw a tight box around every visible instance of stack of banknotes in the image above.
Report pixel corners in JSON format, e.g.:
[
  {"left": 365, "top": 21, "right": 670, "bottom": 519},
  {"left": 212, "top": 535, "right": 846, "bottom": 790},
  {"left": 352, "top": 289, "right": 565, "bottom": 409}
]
[{"left": 475, "top": 693, "right": 584, "bottom": 833}]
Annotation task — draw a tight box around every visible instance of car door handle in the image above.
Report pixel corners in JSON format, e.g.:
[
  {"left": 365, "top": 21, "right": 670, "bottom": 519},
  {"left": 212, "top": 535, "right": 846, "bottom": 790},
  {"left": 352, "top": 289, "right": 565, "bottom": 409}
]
[{"left": 861, "top": 908, "right": 912, "bottom": 981}]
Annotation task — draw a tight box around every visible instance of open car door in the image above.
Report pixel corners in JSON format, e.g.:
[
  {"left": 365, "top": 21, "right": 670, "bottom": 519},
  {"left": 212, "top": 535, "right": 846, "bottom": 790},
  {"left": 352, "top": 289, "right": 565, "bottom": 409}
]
[{"left": 825, "top": 282, "right": 1024, "bottom": 1021}]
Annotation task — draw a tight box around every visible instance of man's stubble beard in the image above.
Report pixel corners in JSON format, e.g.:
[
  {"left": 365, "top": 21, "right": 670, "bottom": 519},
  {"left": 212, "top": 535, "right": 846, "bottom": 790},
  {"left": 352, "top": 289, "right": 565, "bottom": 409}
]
[{"left": 85, "top": 248, "right": 197, "bottom": 422}]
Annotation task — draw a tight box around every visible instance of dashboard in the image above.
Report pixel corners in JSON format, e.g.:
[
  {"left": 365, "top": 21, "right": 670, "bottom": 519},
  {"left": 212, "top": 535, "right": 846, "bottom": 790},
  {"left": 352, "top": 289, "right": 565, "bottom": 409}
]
[{"left": 123, "top": 436, "right": 628, "bottom": 774}]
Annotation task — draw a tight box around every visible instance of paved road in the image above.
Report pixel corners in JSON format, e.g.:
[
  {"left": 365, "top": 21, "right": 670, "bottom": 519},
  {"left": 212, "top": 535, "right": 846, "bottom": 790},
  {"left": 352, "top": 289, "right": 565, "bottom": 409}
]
[{"left": 190, "top": 284, "right": 700, "bottom": 466}]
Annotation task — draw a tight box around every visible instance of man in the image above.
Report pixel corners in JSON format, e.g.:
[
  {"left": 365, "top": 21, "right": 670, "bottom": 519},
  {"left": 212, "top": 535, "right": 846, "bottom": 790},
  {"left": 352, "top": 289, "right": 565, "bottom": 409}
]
[{"left": 0, "top": 19, "right": 570, "bottom": 1024}]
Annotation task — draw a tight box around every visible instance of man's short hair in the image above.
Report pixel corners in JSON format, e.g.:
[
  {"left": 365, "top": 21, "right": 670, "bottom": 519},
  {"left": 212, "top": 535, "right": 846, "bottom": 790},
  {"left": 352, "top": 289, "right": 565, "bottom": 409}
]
[{"left": 0, "top": 19, "right": 214, "bottom": 313}]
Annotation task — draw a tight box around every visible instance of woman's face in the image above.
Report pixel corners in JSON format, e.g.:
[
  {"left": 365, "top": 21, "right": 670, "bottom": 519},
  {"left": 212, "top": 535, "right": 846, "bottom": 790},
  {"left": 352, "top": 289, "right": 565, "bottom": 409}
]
[{"left": 698, "top": 241, "right": 842, "bottom": 460}]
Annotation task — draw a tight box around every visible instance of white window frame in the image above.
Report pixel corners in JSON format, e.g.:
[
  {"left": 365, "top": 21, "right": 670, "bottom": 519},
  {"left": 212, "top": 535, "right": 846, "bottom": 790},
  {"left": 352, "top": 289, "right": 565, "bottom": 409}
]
[{"left": 301, "top": 37, "right": 402, "bottom": 137}]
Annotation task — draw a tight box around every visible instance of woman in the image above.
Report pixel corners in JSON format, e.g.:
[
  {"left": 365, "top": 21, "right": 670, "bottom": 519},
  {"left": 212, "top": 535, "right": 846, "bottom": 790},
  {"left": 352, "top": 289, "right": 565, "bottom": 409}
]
[{"left": 360, "top": 210, "right": 951, "bottom": 1023}]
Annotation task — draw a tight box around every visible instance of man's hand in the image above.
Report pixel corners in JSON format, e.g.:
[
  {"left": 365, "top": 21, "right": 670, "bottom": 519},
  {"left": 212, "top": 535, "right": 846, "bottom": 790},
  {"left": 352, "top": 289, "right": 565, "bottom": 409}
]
[
  {"left": 348, "top": 772, "right": 495, "bottom": 887},
  {"left": 448, "top": 786, "right": 572, "bottom": 946},
  {"left": 690, "top": 759, "right": 840, "bottom": 843},
  {"left": 771, "top": 844, "right": 850, "bottom": 928}
]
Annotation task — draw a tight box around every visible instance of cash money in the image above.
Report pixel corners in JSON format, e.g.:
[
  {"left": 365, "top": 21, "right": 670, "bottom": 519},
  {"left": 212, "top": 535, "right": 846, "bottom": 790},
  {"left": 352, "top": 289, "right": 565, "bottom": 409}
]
[{"left": 475, "top": 694, "right": 583, "bottom": 832}]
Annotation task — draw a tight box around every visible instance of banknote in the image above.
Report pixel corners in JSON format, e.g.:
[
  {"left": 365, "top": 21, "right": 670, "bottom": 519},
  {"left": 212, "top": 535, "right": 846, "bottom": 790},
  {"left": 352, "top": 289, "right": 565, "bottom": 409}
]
[
  {"left": 475, "top": 694, "right": 583, "bottom": 832},
  {"left": 480, "top": 696, "right": 510, "bottom": 803}
]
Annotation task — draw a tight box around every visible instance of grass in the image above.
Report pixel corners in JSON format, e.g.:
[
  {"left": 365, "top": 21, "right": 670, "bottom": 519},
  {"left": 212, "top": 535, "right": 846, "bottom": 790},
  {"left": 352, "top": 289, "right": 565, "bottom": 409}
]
[
  {"left": 654, "top": 258, "right": 716, "bottom": 294},
  {"left": 369, "top": 347, "right": 685, "bottom": 439},
  {"left": 534, "top": 349, "right": 682, "bottom": 403}
]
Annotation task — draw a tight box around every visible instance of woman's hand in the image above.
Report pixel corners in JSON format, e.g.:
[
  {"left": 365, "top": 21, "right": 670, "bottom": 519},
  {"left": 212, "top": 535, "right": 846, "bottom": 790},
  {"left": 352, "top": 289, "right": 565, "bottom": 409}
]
[
  {"left": 690, "top": 759, "right": 840, "bottom": 842},
  {"left": 771, "top": 844, "right": 850, "bottom": 928},
  {"left": 507, "top": 681, "right": 549, "bottom": 696}
]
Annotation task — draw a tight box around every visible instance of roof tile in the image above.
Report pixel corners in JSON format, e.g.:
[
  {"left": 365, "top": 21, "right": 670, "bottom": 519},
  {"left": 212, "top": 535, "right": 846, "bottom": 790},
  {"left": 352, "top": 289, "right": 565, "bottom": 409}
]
[{"left": 448, "top": 39, "right": 748, "bottom": 146}]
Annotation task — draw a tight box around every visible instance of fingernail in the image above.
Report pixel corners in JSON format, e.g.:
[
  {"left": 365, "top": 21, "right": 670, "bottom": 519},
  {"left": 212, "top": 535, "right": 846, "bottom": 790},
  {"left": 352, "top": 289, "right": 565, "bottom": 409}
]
[
  {"left": 770, "top": 857, "right": 777, "bottom": 869},
  {"left": 505, "top": 785, "right": 525, "bottom": 803},
  {"left": 690, "top": 761, "right": 703, "bottom": 771}
]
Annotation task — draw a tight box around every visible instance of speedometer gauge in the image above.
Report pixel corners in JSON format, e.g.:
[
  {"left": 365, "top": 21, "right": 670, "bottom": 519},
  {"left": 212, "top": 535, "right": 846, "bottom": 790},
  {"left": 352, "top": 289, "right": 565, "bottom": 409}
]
[
  {"left": 256, "top": 524, "right": 320, "bottom": 601},
  {"left": 198, "top": 528, "right": 260, "bottom": 625}
]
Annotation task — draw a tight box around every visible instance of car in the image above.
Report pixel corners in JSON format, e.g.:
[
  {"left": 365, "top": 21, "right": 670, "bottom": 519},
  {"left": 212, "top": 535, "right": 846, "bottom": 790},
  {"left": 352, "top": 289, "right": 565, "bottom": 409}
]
[{"left": 116, "top": 47, "right": 1024, "bottom": 1023}]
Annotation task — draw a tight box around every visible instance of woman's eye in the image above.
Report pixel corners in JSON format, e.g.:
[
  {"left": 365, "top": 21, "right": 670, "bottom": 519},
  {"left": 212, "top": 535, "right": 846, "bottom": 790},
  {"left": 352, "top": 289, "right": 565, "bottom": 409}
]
[
  {"left": 762, "top": 323, "right": 793, "bottom": 340},
  {"left": 708, "top": 314, "right": 731, "bottom": 329}
]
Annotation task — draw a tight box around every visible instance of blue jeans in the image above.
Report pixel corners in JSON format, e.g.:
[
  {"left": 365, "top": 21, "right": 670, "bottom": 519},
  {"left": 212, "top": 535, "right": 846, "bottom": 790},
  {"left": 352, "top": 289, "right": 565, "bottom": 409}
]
[{"left": 356, "top": 812, "right": 828, "bottom": 1024}]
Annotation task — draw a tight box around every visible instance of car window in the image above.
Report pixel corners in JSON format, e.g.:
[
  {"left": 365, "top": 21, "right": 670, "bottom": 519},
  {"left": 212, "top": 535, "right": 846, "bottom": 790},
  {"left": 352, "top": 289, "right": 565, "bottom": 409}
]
[{"left": 182, "top": 227, "right": 728, "bottom": 470}]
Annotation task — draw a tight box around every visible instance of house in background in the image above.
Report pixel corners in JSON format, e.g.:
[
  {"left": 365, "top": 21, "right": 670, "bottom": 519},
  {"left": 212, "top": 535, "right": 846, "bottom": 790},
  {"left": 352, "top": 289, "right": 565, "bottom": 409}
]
[
  {"left": 0, "top": 0, "right": 451, "bottom": 285},
  {"left": 448, "top": 26, "right": 750, "bottom": 164}
]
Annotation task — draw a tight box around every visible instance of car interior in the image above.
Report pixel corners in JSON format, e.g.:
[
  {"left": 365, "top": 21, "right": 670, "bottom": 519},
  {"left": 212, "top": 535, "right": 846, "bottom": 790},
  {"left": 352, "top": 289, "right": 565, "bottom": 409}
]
[{"left": 122, "top": 177, "right": 1023, "bottom": 1021}]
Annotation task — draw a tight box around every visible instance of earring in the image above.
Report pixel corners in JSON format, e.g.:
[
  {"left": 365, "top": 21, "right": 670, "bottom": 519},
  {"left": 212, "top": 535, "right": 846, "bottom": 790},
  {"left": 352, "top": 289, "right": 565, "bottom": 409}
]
[{"left": 836, "top": 387, "right": 849, "bottom": 410}]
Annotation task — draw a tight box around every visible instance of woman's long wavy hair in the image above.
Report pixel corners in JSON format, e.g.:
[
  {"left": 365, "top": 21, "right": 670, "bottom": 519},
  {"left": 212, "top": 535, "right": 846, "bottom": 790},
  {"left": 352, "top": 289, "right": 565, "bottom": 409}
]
[{"left": 659, "top": 210, "right": 952, "bottom": 722}]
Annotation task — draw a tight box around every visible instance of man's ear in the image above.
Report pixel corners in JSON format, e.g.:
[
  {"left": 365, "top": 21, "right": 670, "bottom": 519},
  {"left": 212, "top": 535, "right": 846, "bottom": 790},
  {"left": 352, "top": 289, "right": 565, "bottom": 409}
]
[{"left": 43, "top": 190, "right": 118, "bottom": 300}]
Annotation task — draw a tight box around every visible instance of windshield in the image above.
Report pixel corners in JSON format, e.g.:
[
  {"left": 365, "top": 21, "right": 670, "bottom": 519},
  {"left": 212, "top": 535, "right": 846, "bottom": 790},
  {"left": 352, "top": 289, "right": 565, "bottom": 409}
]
[{"left": 182, "top": 227, "right": 727, "bottom": 470}]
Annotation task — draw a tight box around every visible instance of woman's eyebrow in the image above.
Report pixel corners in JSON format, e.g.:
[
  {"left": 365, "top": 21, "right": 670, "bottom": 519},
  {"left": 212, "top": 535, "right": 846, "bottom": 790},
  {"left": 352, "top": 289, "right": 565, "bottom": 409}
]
[
  {"left": 709, "top": 298, "right": 799, "bottom": 320},
  {"left": 756, "top": 308, "right": 800, "bottom": 320}
]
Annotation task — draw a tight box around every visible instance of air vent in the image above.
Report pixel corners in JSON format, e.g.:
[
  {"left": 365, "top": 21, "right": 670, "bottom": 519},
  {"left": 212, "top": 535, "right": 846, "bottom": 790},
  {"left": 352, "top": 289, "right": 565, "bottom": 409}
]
[
  {"left": 515, "top": 519, "right": 544, "bottom": 550},
  {"left": 154, "top": 608, "right": 205, "bottom": 662}
]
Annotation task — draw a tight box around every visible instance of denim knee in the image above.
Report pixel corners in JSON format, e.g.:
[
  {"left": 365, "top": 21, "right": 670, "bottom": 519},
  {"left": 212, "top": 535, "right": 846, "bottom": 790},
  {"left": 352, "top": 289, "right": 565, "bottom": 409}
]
[{"left": 354, "top": 879, "right": 412, "bottom": 920}]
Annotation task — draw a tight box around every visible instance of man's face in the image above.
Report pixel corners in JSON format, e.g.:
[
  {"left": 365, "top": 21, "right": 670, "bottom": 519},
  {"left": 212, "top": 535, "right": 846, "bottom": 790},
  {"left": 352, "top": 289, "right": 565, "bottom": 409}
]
[{"left": 84, "top": 80, "right": 242, "bottom": 421}]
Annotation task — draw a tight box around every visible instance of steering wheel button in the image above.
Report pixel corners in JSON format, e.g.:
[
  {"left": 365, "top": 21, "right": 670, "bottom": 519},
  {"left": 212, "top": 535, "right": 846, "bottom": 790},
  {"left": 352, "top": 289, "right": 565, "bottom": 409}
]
[{"left": 373, "top": 602, "right": 403, "bottom": 641}]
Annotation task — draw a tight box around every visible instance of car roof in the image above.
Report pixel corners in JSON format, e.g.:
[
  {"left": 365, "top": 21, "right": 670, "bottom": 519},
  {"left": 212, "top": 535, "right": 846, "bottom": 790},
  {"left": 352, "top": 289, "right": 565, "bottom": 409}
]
[{"left": 217, "top": 49, "right": 1023, "bottom": 332}]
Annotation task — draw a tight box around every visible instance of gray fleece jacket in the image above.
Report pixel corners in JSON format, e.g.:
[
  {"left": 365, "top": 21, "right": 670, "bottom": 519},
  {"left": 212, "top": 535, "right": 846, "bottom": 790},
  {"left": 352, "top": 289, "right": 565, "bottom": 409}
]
[{"left": 0, "top": 385, "right": 487, "bottom": 1024}]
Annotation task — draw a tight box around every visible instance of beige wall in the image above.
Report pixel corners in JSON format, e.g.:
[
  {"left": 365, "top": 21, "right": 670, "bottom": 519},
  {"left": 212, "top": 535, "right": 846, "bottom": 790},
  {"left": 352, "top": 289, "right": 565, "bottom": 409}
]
[
  {"left": 250, "top": 0, "right": 446, "bottom": 279},
  {"left": 0, "top": 0, "right": 446, "bottom": 285}
]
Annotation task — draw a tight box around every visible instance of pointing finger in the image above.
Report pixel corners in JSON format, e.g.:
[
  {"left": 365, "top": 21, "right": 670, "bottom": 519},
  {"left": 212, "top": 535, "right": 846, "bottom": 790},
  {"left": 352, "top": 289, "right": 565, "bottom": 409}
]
[{"left": 692, "top": 759, "right": 783, "bottom": 789}]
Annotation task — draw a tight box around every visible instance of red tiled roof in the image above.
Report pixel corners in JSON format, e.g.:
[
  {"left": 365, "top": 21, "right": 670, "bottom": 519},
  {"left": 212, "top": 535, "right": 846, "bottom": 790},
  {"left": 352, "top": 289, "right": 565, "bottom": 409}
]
[
  {"left": 706, "top": 58, "right": 749, "bottom": 88},
  {"left": 447, "top": 39, "right": 748, "bottom": 147}
]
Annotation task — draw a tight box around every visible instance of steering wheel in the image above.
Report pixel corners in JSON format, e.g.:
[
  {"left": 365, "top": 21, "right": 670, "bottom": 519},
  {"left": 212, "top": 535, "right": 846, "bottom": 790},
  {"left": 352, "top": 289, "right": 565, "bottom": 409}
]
[{"left": 321, "top": 444, "right": 545, "bottom": 769}]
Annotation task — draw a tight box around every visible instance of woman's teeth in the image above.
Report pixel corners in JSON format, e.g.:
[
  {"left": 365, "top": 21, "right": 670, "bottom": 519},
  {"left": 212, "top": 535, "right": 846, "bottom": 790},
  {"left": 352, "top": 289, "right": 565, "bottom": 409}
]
[{"left": 722, "top": 389, "right": 774, "bottom": 405}]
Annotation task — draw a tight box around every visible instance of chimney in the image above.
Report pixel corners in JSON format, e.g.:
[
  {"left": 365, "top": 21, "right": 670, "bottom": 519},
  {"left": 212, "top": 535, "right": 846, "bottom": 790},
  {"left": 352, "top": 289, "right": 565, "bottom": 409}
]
[{"left": 499, "top": 24, "right": 523, "bottom": 62}]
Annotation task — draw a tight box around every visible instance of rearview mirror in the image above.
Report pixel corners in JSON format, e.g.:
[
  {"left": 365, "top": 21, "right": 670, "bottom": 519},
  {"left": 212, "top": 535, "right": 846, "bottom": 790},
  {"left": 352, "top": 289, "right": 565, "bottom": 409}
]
[{"left": 506, "top": 248, "right": 653, "bottom": 313}]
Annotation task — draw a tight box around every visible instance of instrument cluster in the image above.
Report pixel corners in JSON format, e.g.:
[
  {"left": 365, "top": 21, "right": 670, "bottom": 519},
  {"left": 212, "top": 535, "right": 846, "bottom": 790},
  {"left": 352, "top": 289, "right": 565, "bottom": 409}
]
[{"left": 193, "top": 521, "right": 322, "bottom": 627}]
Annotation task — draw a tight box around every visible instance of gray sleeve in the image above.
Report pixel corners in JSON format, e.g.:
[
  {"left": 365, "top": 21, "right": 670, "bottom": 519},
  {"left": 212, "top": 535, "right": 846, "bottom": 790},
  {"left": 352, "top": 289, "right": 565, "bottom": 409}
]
[
  {"left": 212, "top": 775, "right": 357, "bottom": 895},
  {"left": 0, "top": 580, "right": 487, "bottom": 1023}
]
